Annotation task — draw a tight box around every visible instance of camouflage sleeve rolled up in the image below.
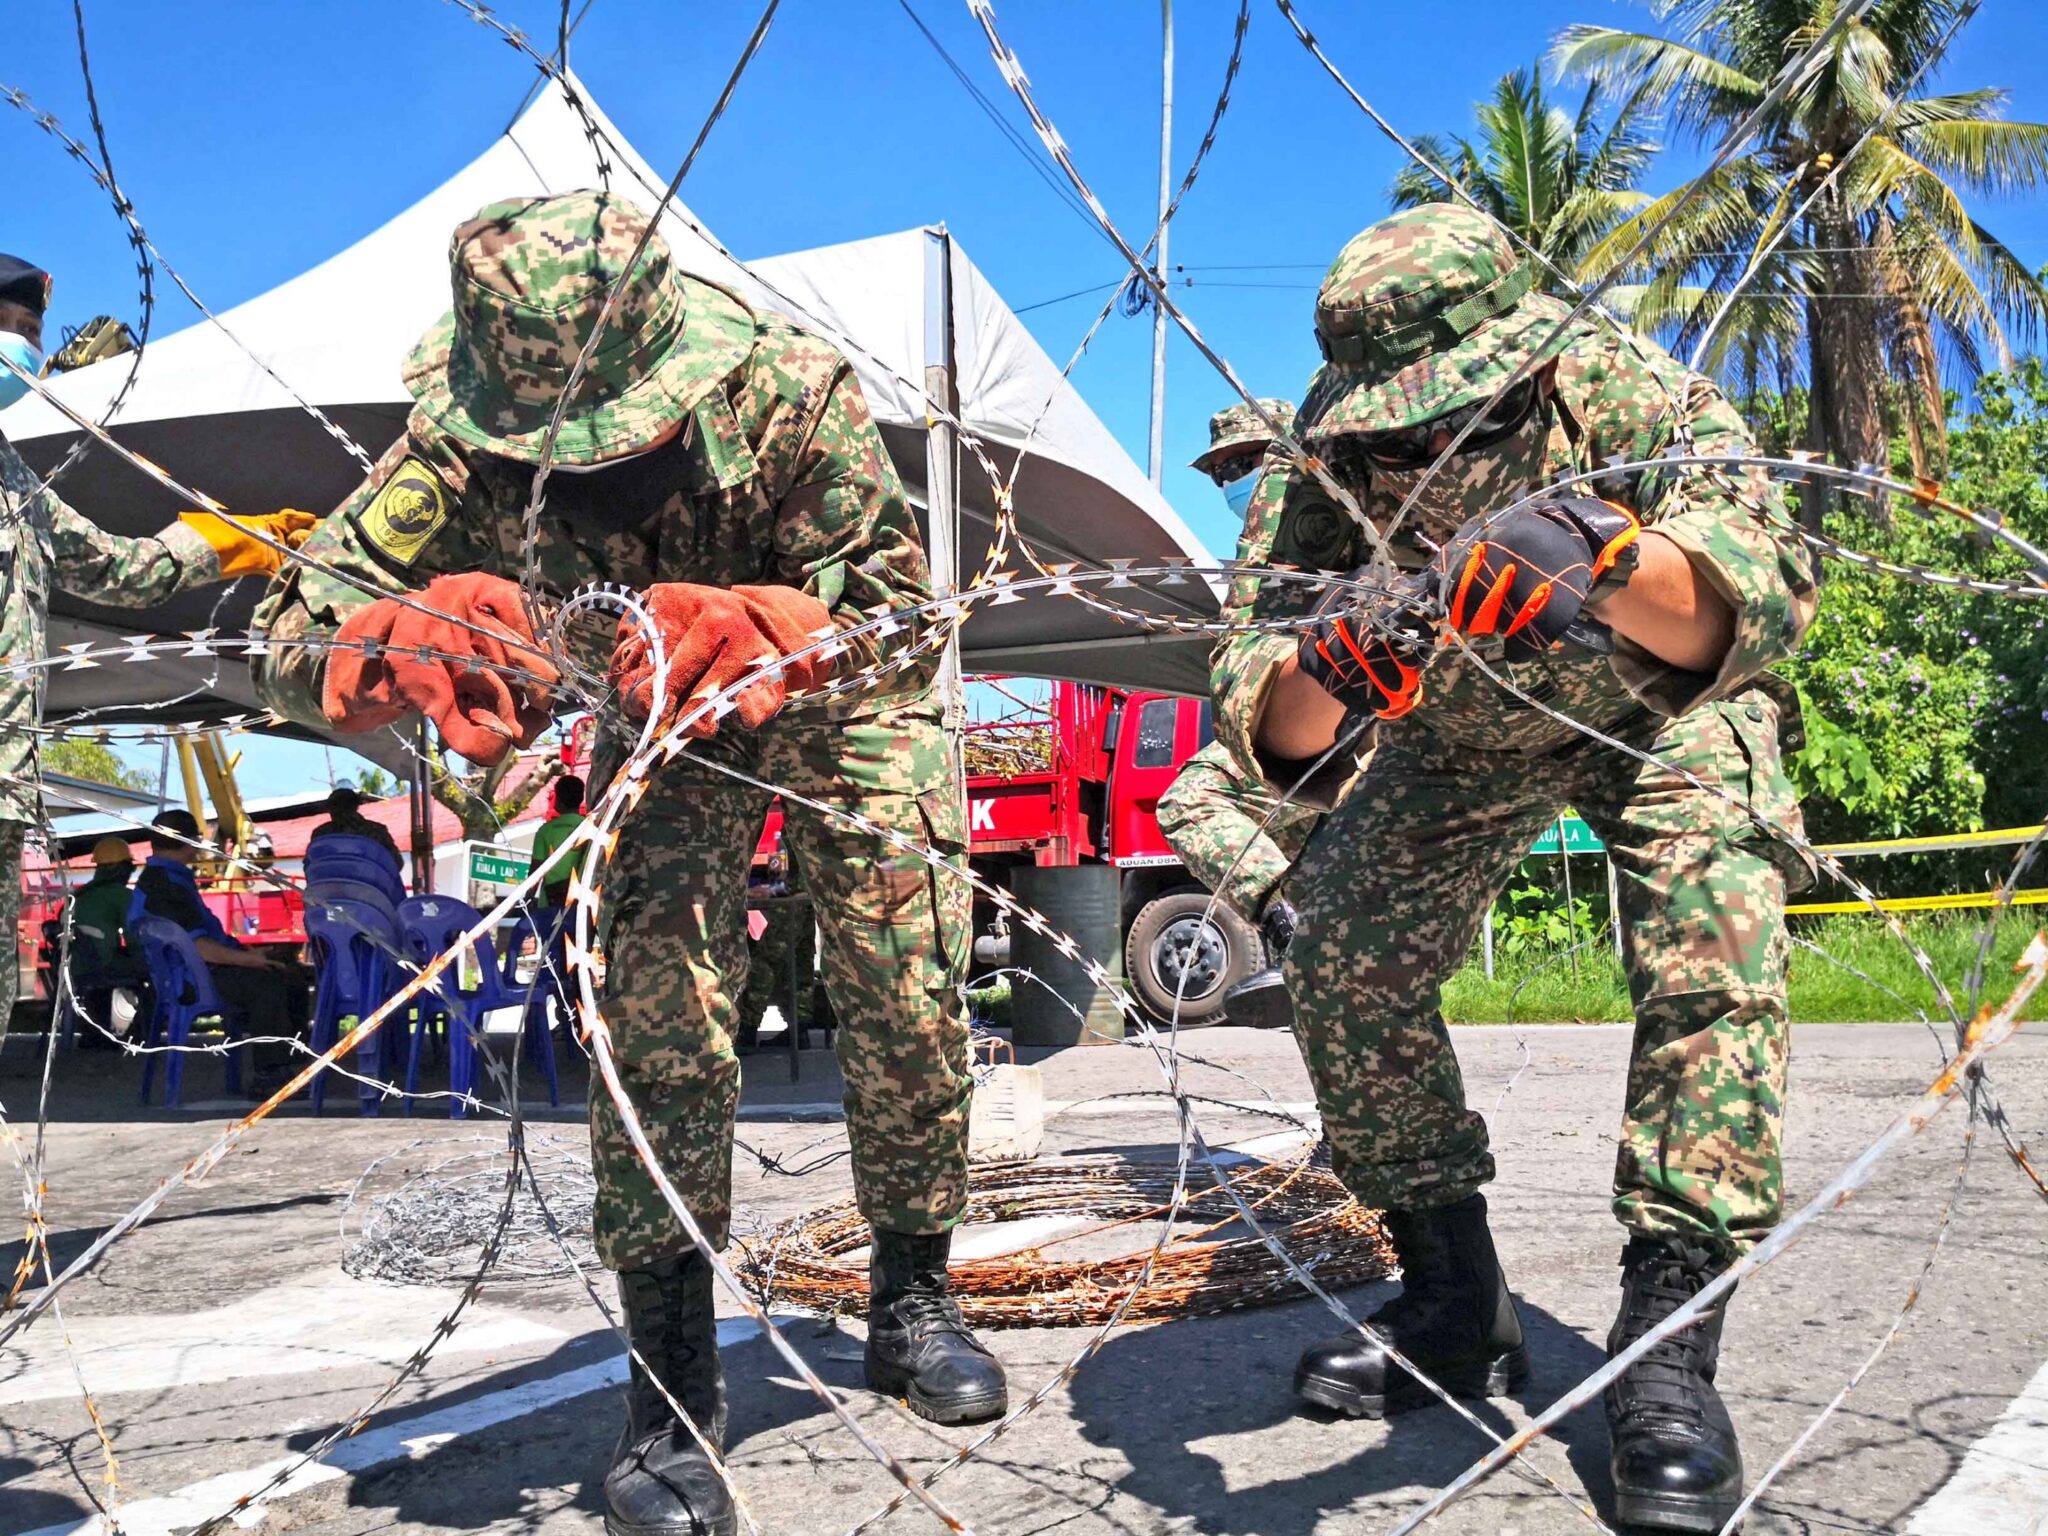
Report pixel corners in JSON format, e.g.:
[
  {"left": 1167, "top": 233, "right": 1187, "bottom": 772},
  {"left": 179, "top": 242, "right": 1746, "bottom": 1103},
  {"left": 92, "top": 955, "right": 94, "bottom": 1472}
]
[
  {"left": 1574, "top": 345, "right": 1818, "bottom": 717},
  {"left": 3, "top": 436, "right": 229, "bottom": 824},
  {"left": 46, "top": 495, "right": 221, "bottom": 603},
  {"left": 1209, "top": 449, "right": 1371, "bottom": 808},
  {"left": 760, "top": 346, "right": 932, "bottom": 674}
]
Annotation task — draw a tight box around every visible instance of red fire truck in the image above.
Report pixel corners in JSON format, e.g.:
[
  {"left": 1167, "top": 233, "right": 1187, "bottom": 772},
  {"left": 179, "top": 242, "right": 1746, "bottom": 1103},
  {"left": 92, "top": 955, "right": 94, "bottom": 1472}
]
[
  {"left": 749, "top": 680, "right": 1263, "bottom": 1025},
  {"left": 956, "top": 681, "right": 1262, "bottom": 1025}
]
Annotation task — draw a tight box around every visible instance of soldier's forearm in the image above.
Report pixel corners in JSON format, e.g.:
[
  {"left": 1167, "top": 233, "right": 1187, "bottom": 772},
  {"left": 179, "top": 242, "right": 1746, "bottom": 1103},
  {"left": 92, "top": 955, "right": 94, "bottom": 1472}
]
[
  {"left": 1254, "top": 656, "right": 1350, "bottom": 761},
  {"left": 1589, "top": 530, "right": 1735, "bottom": 676}
]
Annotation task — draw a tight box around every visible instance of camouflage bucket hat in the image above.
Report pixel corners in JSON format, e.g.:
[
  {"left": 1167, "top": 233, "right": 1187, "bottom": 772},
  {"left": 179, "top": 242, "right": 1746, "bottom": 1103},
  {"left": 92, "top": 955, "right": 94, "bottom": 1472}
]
[
  {"left": 1296, "top": 205, "right": 1574, "bottom": 441},
  {"left": 1191, "top": 398, "right": 1296, "bottom": 474},
  {"left": 403, "top": 190, "right": 749, "bottom": 466}
]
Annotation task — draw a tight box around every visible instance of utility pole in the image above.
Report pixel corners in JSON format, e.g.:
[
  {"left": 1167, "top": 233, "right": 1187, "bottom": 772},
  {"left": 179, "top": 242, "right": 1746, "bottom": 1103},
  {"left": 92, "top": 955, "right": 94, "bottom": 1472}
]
[{"left": 1146, "top": 0, "right": 1174, "bottom": 486}]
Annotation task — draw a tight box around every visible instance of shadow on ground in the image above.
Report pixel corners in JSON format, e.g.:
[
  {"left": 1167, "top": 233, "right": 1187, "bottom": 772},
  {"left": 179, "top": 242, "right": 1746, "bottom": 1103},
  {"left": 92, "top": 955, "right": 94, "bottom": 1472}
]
[{"left": 1065, "top": 1289, "right": 1613, "bottom": 1534}]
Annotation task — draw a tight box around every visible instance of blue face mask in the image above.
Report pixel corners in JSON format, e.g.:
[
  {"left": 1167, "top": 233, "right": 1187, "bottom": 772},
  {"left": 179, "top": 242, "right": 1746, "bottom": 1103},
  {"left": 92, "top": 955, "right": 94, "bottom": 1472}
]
[
  {"left": 0, "top": 332, "right": 42, "bottom": 411},
  {"left": 1221, "top": 468, "right": 1260, "bottom": 520}
]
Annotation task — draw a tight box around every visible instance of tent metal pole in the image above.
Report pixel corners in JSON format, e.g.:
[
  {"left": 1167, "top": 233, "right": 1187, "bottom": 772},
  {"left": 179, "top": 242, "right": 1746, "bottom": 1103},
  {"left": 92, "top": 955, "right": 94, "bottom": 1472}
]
[
  {"left": 1146, "top": 0, "right": 1174, "bottom": 487},
  {"left": 923, "top": 226, "right": 966, "bottom": 787},
  {"left": 411, "top": 721, "right": 434, "bottom": 894}
]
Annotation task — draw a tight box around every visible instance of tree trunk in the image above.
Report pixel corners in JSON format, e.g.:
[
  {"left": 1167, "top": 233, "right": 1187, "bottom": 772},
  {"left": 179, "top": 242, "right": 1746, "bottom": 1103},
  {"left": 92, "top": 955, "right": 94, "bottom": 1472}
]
[
  {"left": 1807, "top": 198, "right": 1892, "bottom": 524},
  {"left": 426, "top": 748, "right": 561, "bottom": 845},
  {"left": 1801, "top": 310, "right": 1835, "bottom": 535},
  {"left": 427, "top": 750, "right": 506, "bottom": 844}
]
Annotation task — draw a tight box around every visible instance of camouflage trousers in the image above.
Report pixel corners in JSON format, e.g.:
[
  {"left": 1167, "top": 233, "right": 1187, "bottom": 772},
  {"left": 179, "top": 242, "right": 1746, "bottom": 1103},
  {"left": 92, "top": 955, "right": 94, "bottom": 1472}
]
[
  {"left": 591, "top": 696, "right": 972, "bottom": 1268},
  {"left": 1156, "top": 741, "right": 1319, "bottom": 921},
  {"left": 0, "top": 819, "right": 21, "bottom": 1044},
  {"left": 1286, "top": 688, "right": 1809, "bottom": 1256}
]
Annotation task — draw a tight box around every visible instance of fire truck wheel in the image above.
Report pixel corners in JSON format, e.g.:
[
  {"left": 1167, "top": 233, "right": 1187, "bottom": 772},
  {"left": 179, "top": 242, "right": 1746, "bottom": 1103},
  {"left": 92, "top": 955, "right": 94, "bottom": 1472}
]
[{"left": 1123, "top": 889, "right": 1261, "bottom": 1028}]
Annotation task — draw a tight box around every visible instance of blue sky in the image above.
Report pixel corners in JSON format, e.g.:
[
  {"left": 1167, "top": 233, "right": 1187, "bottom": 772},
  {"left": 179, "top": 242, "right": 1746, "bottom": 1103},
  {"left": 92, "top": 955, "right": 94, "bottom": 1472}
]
[{"left": 11, "top": 0, "right": 2048, "bottom": 797}]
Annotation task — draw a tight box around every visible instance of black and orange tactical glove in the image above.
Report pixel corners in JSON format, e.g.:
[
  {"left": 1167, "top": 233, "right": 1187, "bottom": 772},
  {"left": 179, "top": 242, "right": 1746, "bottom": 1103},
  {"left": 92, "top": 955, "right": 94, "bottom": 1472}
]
[
  {"left": 1433, "top": 496, "right": 1642, "bottom": 661},
  {"left": 1296, "top": 568, "right": 1437, "bottom": 721}
]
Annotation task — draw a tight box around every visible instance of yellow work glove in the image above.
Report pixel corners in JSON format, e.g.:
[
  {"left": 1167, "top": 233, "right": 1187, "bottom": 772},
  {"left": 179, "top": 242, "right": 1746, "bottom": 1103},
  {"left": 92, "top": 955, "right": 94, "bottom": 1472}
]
[{"left": 178, "top": 508, "right": 320, "bottom": 579}]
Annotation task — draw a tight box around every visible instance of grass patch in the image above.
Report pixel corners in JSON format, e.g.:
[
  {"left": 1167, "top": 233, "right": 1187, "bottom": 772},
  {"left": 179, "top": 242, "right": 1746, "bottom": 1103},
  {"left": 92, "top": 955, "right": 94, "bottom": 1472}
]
[{"left": 1440, "top": 913, "right": 2045, "bottom": 1025}]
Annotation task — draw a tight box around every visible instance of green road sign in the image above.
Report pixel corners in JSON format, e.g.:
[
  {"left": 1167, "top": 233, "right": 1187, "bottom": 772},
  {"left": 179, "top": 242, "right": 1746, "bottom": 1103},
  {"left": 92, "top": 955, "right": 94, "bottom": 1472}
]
[
  {"left": 1529, "top": 815, "right": 1604, "bottom": 855},
  {"left": 470, "top": 847, "right": 531, "bottom": 885}
]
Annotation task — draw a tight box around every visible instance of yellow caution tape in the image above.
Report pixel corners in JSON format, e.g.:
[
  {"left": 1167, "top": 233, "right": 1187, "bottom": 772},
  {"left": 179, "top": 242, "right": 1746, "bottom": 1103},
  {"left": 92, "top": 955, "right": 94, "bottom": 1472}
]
[
  {"left": 1787, "top": 888, "right": 2048, "bottom": 917},
  {"left": 1814, "top": 824, "right": 2045, "bottom": 858}
]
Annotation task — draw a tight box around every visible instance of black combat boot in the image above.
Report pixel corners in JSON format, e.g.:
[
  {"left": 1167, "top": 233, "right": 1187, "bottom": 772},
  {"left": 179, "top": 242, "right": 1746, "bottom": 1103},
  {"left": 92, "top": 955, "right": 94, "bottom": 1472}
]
[
  {"left": 1221, "top": 900, "right": 1298, "bottom": 1031},
  {"left": 604, "top": 1252, "right": 736, "bottom": 1536},
  {"left": 1605, "top": 1236, "right": 1744, "bottom": 1533},
  {"left": 1294, "top": 1192, "right": 1527, "bottom": 1418},
  {"left": 864, "top": 1230, "right": 1009, "bottom": 1424}
]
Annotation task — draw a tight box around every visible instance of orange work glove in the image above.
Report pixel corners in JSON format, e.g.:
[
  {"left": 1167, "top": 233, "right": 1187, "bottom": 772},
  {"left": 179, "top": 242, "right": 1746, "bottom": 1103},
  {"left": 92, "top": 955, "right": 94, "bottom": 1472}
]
[
  {"left": 178, "top": 508, "right": 322, "bottom": 579},
  {"left": 1432, "top": 496, "right": 1642, "bottom": 662},
  {"left": 610, "top": 582, "right": 835, "bottom": 736},
  {"left": 322, "top": 572, "right": 560, "bottom": 766},
  {"left": 1297, "top": 567, "right": 1437, "bottom": 721}
]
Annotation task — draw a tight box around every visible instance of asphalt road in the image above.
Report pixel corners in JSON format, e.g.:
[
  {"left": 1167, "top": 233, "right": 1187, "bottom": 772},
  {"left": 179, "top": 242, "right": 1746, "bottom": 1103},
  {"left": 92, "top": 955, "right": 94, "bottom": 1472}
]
[{"left": 2, "top": 1019, "right": 2044, "bottom": 1536}]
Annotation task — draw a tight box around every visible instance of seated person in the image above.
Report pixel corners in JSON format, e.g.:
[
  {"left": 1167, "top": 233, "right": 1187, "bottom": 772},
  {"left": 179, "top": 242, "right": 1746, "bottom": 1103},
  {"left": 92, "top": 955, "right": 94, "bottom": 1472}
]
[
  {"left": 307, "top": 782, "right": 402, "bottom": 865},
  {"left": 128, "top": 811, "right": 311, "bottom": 1075},
  {"left": 67, "top": 836, "right": 147, "bottom": 989}
]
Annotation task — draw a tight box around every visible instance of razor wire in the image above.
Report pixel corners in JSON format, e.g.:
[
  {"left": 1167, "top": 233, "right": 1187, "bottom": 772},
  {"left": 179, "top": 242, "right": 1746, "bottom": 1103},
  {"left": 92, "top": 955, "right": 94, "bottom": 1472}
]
[{"left": 4, "top": 1, "right": 2047, "bottom": 1533}]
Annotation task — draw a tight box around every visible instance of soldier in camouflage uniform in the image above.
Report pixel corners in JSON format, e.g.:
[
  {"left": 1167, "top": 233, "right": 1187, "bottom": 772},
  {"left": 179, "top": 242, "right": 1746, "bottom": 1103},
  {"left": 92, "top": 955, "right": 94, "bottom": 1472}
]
[
  {"left": 251, "top": 193, "right": 1003, "bottom": 1536},
  {"left": 1158, "top": 400, "right": 1322, "bottom": 1028},
  {"left": 1213, "top": 206, "right": 1815, "bottom": 1533},
  {"left": 0, "top": 252, "right": 307, "bottom": 1042}
]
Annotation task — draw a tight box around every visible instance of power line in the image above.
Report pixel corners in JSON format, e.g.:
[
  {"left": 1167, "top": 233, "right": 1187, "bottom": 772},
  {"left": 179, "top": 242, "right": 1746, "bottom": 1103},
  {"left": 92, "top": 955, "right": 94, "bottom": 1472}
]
[
  {"left": 894, "top": 0, "right": 1106, "bottom": 240},
  {"left": 1172, "top": 237, "right": 2048, "bottom": 275},
  {"left": 1013, "top": 278, "right": 1125, "bottom": 315},
  {"left": 502, "top": 0, "right": 604, "bottom": 130}
]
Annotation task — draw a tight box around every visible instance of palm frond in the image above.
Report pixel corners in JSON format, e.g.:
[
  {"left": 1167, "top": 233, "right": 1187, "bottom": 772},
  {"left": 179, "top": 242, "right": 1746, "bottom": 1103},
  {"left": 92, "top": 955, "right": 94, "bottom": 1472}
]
[
  {"left": 1886, "top": 230, "right": 2008, "bottom": 369},
  {"left": 1889, "top": 87, "right": 2008, "bottom": 131},
  {"left": 1579, "top": 80, "right": 1662, "bottom": 192},
  {"left": 1864, "top": 0, "right": 1976, "bottom": 80},
  {"left": 1550, "top": 25, "right": 1765, "bottom": 138},
  {"left": 1573, "top": 157, "right": 1774, "bottom": 286},
  {"left": 1902, "top": 117, "right": 2048, "bottom": 198},
  {"left": 1387, "top": 132, "right": 1471, "bottom": 209}
]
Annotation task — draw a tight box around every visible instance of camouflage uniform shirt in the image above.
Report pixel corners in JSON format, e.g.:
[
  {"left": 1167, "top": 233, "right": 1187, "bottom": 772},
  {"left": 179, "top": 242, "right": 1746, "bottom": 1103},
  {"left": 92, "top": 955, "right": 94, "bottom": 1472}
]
[
  {"left": 251, "top": 276, "right": 933, "bottom": 732},
  {"left": 0, "top": 434, "right": 221, "bottom": 825},
  {"left": 1213, "top": 321, "right": 1818, "bottom": 797}
]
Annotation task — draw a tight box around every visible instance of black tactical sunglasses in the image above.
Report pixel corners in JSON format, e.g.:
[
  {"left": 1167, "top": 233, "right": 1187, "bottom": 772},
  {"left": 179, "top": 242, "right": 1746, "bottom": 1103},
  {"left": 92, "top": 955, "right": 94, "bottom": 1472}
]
[{"left": 1354, "top": 377, "right": 1543, "bottom": 469}]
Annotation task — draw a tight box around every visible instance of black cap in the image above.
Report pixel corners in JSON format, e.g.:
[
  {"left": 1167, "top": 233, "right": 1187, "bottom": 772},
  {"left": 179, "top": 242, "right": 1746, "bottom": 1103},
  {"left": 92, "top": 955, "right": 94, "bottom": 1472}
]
[
  {"left": 150, "top": 808, "right": 201, "bottom": 845},
  {"left": 0, "top": 254, "right": 52, "bottom": 317}
]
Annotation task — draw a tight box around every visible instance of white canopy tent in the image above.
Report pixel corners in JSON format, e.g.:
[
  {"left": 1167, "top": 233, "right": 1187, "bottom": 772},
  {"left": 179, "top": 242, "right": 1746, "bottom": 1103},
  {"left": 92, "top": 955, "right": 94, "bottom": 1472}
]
[{"left": 4, "top": 73, "right": 1219, "bottom": 746}]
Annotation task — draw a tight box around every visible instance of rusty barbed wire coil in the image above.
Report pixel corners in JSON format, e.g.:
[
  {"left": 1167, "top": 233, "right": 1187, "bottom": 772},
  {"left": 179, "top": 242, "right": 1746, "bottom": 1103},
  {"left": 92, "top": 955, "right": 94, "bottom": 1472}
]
[{"left": 735, "top": 1153, "right": 1392, "bottom": 1328}]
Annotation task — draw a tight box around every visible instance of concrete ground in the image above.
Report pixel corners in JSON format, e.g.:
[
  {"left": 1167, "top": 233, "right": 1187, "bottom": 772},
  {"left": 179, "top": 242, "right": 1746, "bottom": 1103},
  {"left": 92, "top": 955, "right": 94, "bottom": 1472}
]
[{"left": 1, "top": 1018, "right": 2044, "bottom": 1536}]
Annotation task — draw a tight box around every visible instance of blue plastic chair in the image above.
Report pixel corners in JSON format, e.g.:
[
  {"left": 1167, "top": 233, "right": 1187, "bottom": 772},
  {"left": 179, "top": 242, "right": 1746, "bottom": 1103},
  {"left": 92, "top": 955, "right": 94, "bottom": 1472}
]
[
  {"left": 131, "top": 916, "right": 243, "bottom": 1108},
  {"left": 396, "top": 895, "right": 559, "bottom": 1117},
  {"left": 305, "top": 834, "right": 406, "bottom": 903},
  {"left": 524, "top": 903, "right": 575, "bottom": 1048},
  {"left": 305, "top": 897, "right": 403, "bottom": 1116}
]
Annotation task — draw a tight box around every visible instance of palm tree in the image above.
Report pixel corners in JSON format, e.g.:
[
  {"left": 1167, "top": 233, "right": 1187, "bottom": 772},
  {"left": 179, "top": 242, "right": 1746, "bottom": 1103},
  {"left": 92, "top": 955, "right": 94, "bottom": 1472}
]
[
  {"left": 1388, "top": 66, "right": 1658, "bottom": 294},
  {"left": 1553, "top": 1, "right": 2048, "bottom": 499}
]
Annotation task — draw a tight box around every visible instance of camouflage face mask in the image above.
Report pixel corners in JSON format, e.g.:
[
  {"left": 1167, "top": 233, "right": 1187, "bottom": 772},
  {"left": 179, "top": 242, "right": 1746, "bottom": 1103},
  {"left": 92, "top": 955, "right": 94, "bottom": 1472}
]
[
  {"left": 515, "top": 418, "right": 695, "bottom": 535},
  {"left": 1363, "top": 395, "right": 1552, "bottom": 545}
]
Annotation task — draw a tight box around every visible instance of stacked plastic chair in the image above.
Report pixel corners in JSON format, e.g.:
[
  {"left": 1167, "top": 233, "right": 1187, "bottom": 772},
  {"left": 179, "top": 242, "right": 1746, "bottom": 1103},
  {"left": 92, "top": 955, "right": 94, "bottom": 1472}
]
[
  {"left": 131, "top": 916, "right": 243, "bottom": 1108},
  {"left": 396, "top": 894, "right": 559, "bottom": 1118},
  {"left": 303, "top": 834, "right": 407, "bottom": 1115}
]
